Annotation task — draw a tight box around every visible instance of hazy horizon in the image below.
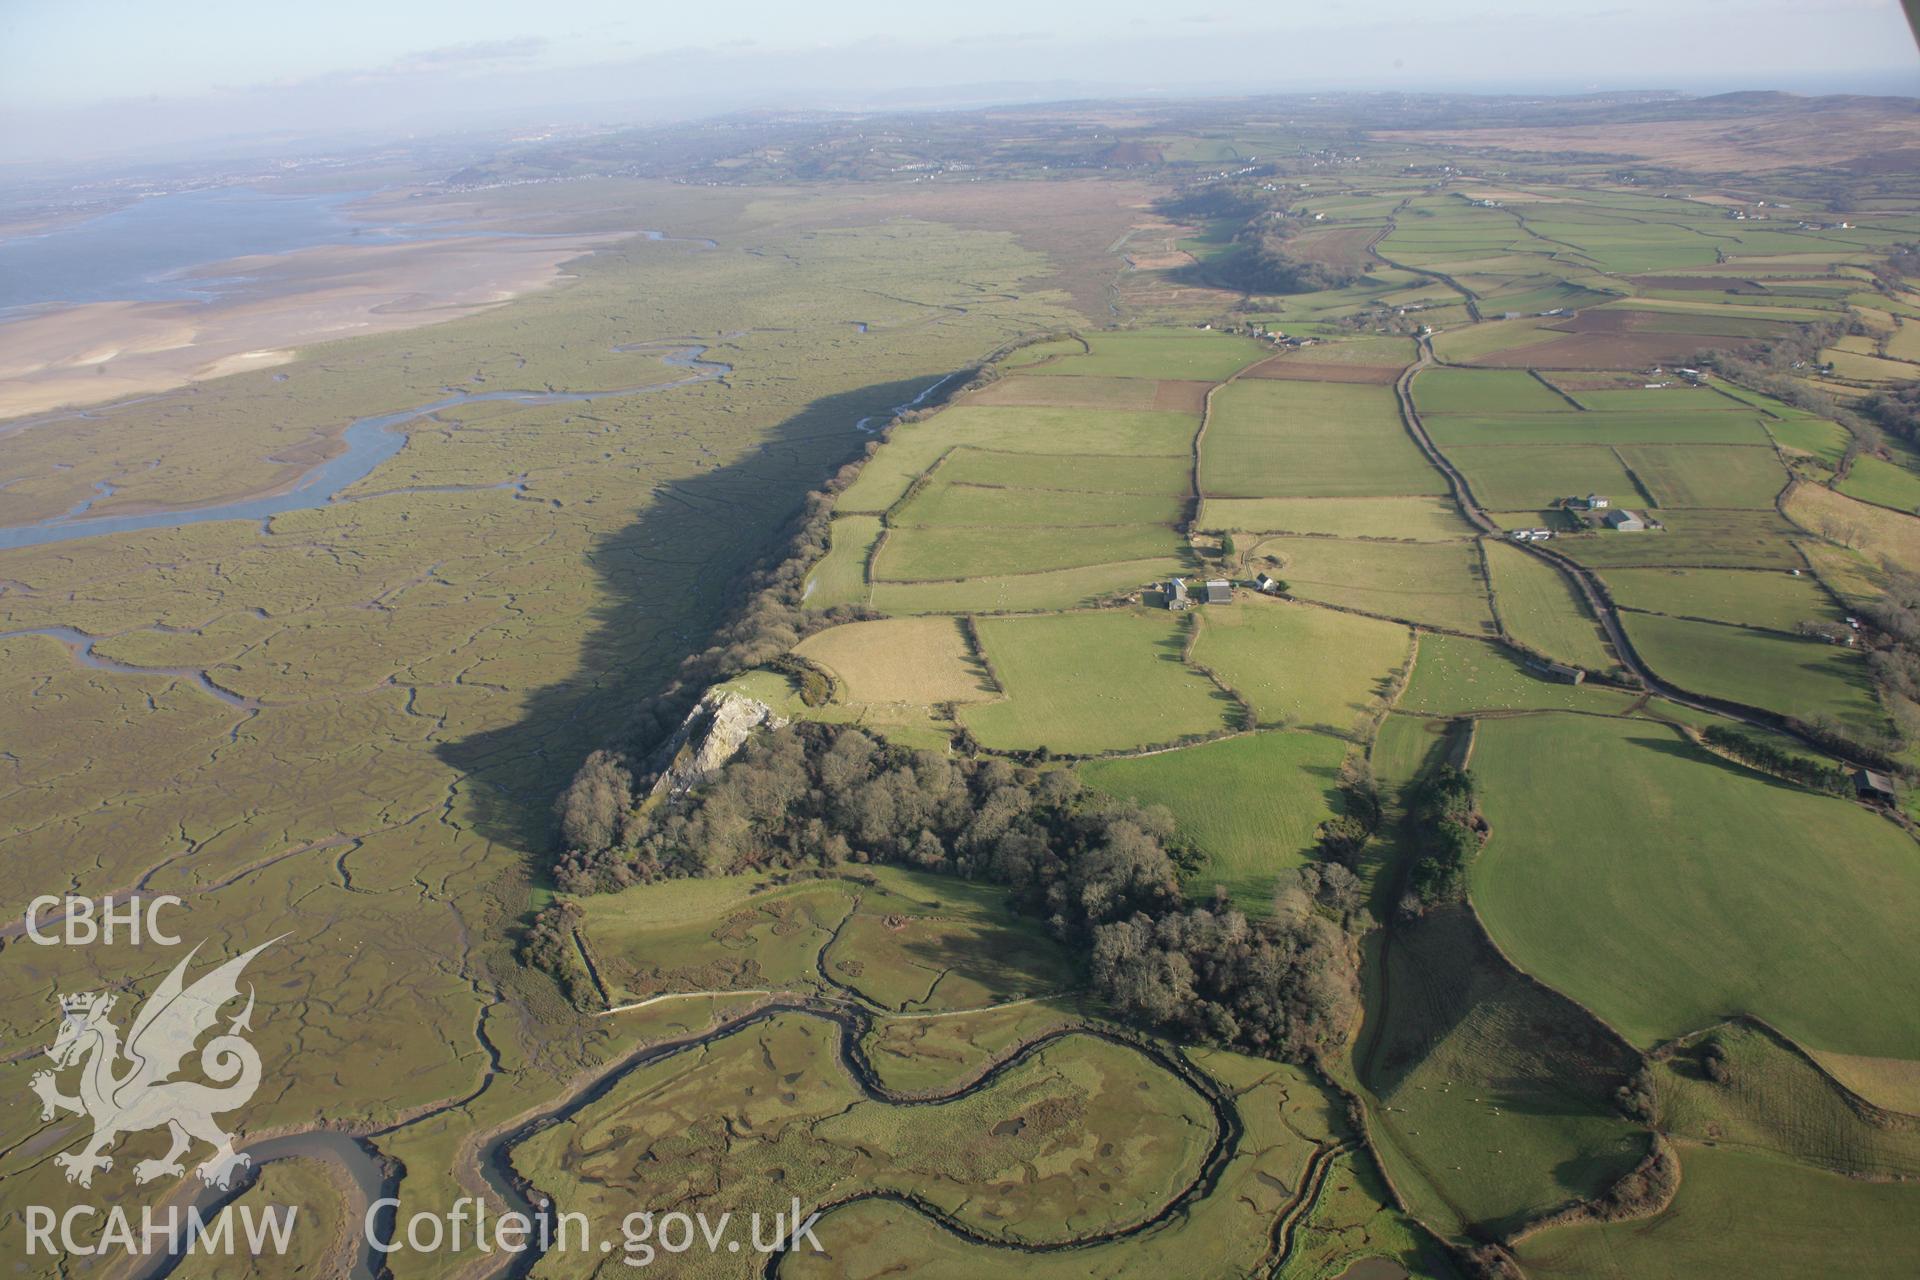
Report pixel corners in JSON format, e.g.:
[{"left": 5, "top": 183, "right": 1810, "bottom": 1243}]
[{"left": 4, "top": 0, "right": 1918, "bottom": 167}]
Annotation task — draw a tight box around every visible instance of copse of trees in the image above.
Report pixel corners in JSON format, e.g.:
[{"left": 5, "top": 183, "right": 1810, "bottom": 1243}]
[
  {"left": 1154, "top": 184, "right": 1269, "bottom": 223},
  {"left": 1316, "top": 760, "right": 1384, "bottom": 867},
  {"left": 1151, "top": 185, "right": 1365, "bottom": 296},
  {"left": 1400, "top": 765, "right": 1483, "bottom": 914},
  {"left": 1863, "top": 382, "right": 1920, "bottom": 451},
  {"left": 555, "top": 721, "right": 1359, "bottom": 1062},
  {"left": 1216, "top": 229, "right": 1365, "bottom": 296},
  {"left": 1700, "top": 725, "right": 1851, "bottom": 796},
  {"left": 1091, "top": 888, "right": 1358, "bottom": 1059},
  {"left": 519, "top": 901, "right": 595, "bottom": 1010}
]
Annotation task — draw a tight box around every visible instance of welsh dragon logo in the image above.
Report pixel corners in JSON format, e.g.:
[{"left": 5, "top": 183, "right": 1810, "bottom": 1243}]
[{"left": 31, "top": 938, "right": 279, "bottom": 1190}]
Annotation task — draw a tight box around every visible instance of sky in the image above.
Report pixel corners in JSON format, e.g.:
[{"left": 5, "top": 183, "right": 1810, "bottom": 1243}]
[{"left": 3, "top": 0, "right": 1918, "bottom": 164}]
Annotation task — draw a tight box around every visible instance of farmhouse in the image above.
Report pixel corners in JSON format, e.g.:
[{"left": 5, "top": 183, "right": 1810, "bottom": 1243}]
[
  {"left": 1585, "top": 494, "right": 1611, "bottom": 510},
  {"left": 1164, "top": 578, "right": 1190, "bottom": 610},
  {"left": 1255, "top": 572, "right": 1282, "bottom": 594},
  {"left": 1853, "top": 769, "right": 1899, "bottom": 806},
  {"left": 1604, "top": 509, "right": 1646, "bottom": 532},
  {"left": 1525, "top": 656, "right": 1586, "bottom": 685},
  {"left": 1205, "top": 579, "right": 1233, "bottom": 605}
]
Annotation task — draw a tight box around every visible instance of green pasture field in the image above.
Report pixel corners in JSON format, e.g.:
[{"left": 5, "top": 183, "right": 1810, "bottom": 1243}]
[
  {"left": 1201, "top": 380, "right": 1446, "bottom": 499},
  {"left": 1424, "top": 412, "right": 1773, "bottom": 447},
  {"left": 578, "top": 864, "right": 1066, "bottom": 1007},
  {"left": 1602, "top": 566, "right": 1839, "bottom": 632},
  {"left": 960, "top": 609, "right": 1234, "bottom": 754},
  {"left": 870, "top": 556, "right": 1187, "bottom": 614},
  {"left": 717, "top": 669, "right": 954, "bottom": 750},
  {"left": 1538, "top": 237, "right": 1720, "bottom": 273},
  {"left": 937, "top": 447, "right": 1192, "bottom": 494},
  {"left": 1470, "top": 713, "right": 1920, "bottom": 1057},
  {"left": 1081, "top": 730, "right": 1349, "bottom": 908},
  {"left": 1796, "top": 539, "right": 1883, "bottom": 608},
  {"left": 927, "top": 405, "right": 1200, "bottom": 454},
  {"left": 806, "top": 514, "right": 882, "bottom": 606},
  {"left": 872, "top": 522, "right": 1184, "bottom": 580},
  {"left": 793, "top": 616, "right": 997, "bottom": 706},
  {"left": 1809, "top": 1048, "right": 1920, "bottom": 1119},
  {"left": 1370, "top": 712, "right": 1449, "bottom": 791},
  {"left": 1477, "top": 282, "right": 1617, "bottom": 314},
  {"left": 1257, "top": 536, "right": 1496, "bottom": 633},
  {"left": 1189, "top": 595, "right": 1409, "bottom": 732},
  {"left": 1888, "top": 321, "right": 1920, "bottom": 362},
  {"left": 1449, "top": 445, "right": 1645, "bottom": 511},
  {"left": 513, "top": 1013, "right": 1216, "bottom": 1248},
  {"left": 894, "top": 480, "right": 1184, "bottom": 528},
  {"left": 1413, "top": 368, "right": 1573, "bottom": 415},
  {"left": 1514, "top": 1143, "right": 1920, "bottom": 1280},
  {"left": 836, "top": 405, "right": 1195, "bottom": 511},
  {"left": 1604, "top": 295, "right": 1837, "bottom": 323},
  {"left": 1398, "top": 633, "right": 1637, "bottom": 716},
  {"left": 1708, "top": 379, "right": 1815, "bottom": 416},
  {"left": 1430, "top": 316, "right": 1564, "bottom": 363},
  {"left": 1018, "top": 326, "right": 1269, "bottom": 381},
  {"left": 1571, "top": 387, "right": 1749, "bottom": 413},
  {"left": 1656, "top": 1023, "right": 1920, "bottom": 1180},
  {"left": 1201, "top": 495, "right": 1475, "bottom": 540},
  {"left": 965, "top": 373, "right": 1176, "bottom": 410},
  {"left": 823, "top": 913, "right": 1074, "bottom": 1013},
  {"left": 1825, "top": 347, "right": 1916, "bottom": 382},
  {"left": 1363, "top": 904, "right": 1650, "bottom": 1241},
  {"left": 1618, "top": 445, "right": 1789, "bottom": 509},
  {"left": 1554, "top": 508, "right": 1805, "bottom": 570},
  {"left": 1767, "top": 415, "right": 1852, "bottom": 463},
  {"left": 1619, "top": 611, "right": 1886, "bottom": 737},
  {"left": 1483, "top": 539, "right": 1616, "bottom": 671},
  {"left": 1838, "top": 455, "right": 1920, "bottom": 513},
  {"left": 1001, "top": 337, "right": 1085, "bottom": 369},
  {"left": 576, "top": 876, "right": 858, "bottom": 1001}
]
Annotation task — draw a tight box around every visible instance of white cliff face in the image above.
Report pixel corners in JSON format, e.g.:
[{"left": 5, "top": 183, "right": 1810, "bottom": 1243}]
[{"left": 646, "top": 688, "right": 787, "bottom": 803}]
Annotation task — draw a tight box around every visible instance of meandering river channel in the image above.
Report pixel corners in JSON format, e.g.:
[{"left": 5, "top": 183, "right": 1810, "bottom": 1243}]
[{"left": 0, "top": 344, "right": 733, "bottom": 552}]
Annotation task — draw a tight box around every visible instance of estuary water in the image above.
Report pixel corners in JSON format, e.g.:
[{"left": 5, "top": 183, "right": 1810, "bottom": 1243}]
[{"left": 0, "top": 187, "right": 422, "bottom": 313}]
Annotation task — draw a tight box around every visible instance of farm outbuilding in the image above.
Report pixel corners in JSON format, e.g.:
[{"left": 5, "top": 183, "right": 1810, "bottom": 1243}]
[
  {"left": 1853, "top": 769, "right": 1899, "bottom": 805},
  {"left": 1525, "top": 657, "right": 1586, "bottom": 685},
  {"left": 1605, "top": 509, "right": 1646, "bottom": 531},
  {"left": 1164, "top": 578, "right": 1190, "bottom": 610},
  {"left": 1206, "top": 579, "right": 1232, "bottom": 605}
]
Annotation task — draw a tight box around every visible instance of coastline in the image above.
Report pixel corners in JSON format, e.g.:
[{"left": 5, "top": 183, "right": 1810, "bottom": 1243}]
[{"left": 0, "top": 229, "right": 629, "bottom": 422}]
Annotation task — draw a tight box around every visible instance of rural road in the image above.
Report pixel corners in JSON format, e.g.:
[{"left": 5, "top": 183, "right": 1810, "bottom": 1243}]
[{"left": 1392, "top": 336, "right": 1880, "bottom": 771}]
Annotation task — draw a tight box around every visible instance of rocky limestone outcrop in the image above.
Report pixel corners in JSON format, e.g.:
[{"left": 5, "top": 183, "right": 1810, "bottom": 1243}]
[{"left": 645, "top": 688, "right": 786, "bottom": 803}]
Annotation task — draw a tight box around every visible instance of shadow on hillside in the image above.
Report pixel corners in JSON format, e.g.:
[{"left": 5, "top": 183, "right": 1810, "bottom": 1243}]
[{"left": 435, "top": 373, "right": 945, "bottom": 869}]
